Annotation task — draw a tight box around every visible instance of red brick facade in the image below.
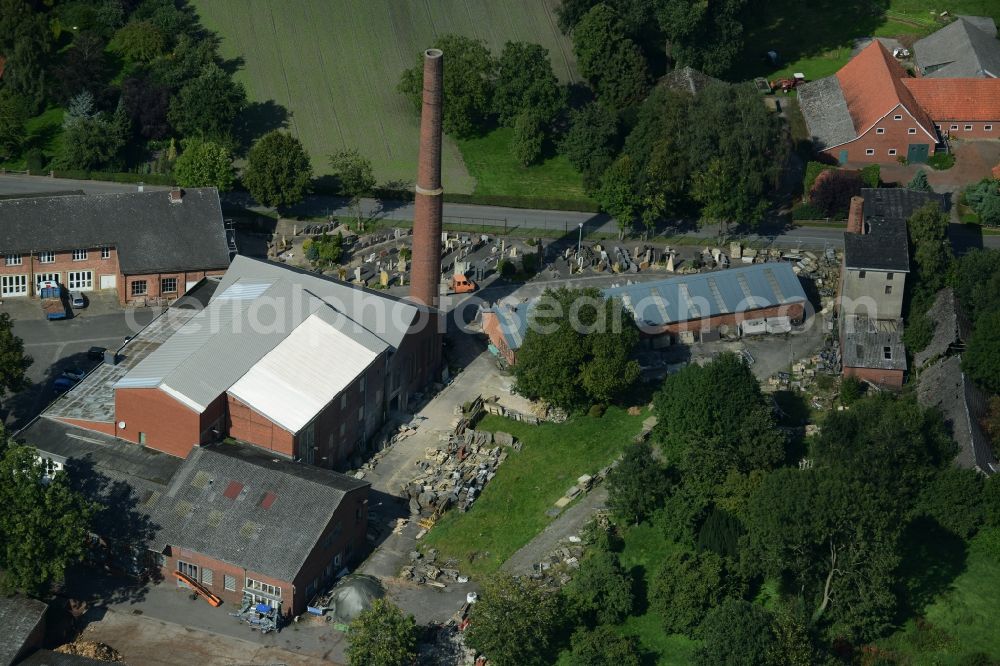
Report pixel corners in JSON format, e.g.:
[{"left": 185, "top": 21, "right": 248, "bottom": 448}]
[
  {"left": 0, "top": 245, "right": 225, "bottom": 305},
  {"left": 227, "top": 395, "right": 297, "bottom": 458},
  {"left": 821, "top": 103, "right": 937, "bottom": 164},
  {"left": 482, "top": 311, "right": 516, "bottom": 366},
  {"left": 843, "top": 365, "right": 904, "bottom": 390},
  {"left": 160, "top": 488, "right": 368, "bottom": 617},
  {"left": 114, "top": 388, "right": 226, "bottom": 458}
]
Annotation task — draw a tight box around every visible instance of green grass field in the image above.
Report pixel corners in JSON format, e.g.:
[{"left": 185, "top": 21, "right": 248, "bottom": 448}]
[
  {"left": 191, "top": 0, "right": 579, "bottom": 194},
  {"left": 419, "top": 407, "right": 642, "bottom": 577}
]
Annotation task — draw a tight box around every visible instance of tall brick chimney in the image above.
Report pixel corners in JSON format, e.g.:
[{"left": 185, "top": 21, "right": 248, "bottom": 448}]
[
  {"left": 847, "top": 195, "right": 864, "bottom": 235},
  {"left": 409, "top": 48, "right": 444, "bottom": 308}
]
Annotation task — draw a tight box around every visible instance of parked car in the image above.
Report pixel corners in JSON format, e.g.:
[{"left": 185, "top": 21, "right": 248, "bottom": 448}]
[
  {"left": 87, "top": 346, "right": 107, "bottom": 361},
  {"left": 71, "top": 291, "right": 87, "bottom": 308},
  {"left": 61, "top": 367, "right": 86, "bottom": 381},
  {"left": 53, "top": 376, "right": 76, "bottom": 393}
]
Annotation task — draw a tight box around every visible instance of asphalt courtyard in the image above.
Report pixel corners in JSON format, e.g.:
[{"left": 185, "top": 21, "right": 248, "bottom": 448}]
[{"left": 2, "top": 295, "right": 158, "bottom": 428}]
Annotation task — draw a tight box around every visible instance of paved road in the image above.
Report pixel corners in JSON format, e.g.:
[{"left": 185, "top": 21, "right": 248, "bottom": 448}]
[{"left": 2, "top": 174, "right": 996, "bottom": 252}]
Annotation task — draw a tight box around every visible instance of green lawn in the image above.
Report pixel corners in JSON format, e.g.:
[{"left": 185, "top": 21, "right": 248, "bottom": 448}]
[
  {"left": 879, "top": 527, "right": 1000, "bottom": 664},
  {"left": 456, "top": 127, "right": 592, "bottom": 205},
  {"left": 419, "top": 407, "right": 643, "bottom": 578},
  {"left": 192, "top": 0, "right": 578, "bottom": 192}
]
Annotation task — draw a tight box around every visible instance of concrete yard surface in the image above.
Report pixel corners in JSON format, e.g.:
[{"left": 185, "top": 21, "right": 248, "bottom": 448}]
[{"left": 78, "top": 609, "right": 342, "bottom": 665}]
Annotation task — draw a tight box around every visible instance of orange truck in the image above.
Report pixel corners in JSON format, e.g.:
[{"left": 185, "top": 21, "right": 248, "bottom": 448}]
[{"left": 449, "top": 273, "right": 477, "bottom": 294}]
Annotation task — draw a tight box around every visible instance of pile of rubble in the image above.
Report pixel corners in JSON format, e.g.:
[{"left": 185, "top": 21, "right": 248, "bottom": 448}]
[
  {"left": 401, "top": 548, "right": 469, "bottom": 586},
  {"left": 417, "top": 624, "right": 477, "bottom": 666},
  {"left": 55, "top": 641, "right": 124, "bottom": 662},
  {"left": 403, "top": 429, "right": 517, "bottom": 520}
]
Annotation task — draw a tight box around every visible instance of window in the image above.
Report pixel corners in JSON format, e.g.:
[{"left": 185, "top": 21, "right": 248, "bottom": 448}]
[
  {"left": 865, "top": 148, "right": 875, "bottom": 155},
  {"left": 177, "top": 560, "right": 198, "bottom": 579},
  {"left": 893, "top": 114, "right": 902, "bottom": 120},
  {"left": 131, "top": 280, "right": 147, "bottom": 296},
  {"left": 224, "top": 574, "right": 236, "bottom": 591},
  {"left": 341, "top": 394, "right": 347, "bottom": 409},
  {"left": 202, "top": 568, "right": 214, "bottom": 587},
  {"left": 67, "top": 271, "right": 92, "bottom": 290},
  {"left": 100, "top": 246, "right": 111, "bottom": 259},
  {"left": 859, "top": 271, "right": 866, "bottom": 279},
  {"left": 888, "top": 149, "right": 897, "bottom": 156},
  {"left": 246, "top": 578, "right": 281, "bottom": 598},
  {"left": 935, "top": 124, "right": 941, "bottom": 130},
  {"left": 907, "top": 128, "right": 916, "bottom": 134},
  {"left": 38, "top": 251, "right": 54, "bottom": 264},
  {"left": 334, "top": 553, "right": 342, "bottom": 567},
  {"left": 986, "top": 125, "right": 993, "bottom": 131},
  {"left": 965, "top": 124, "right": 973, "bottom": 131},
  {"left": 1, "top": 275, "right": 27, "bottom": 296},
  {"left": 359, "top": 377, "right": 366, "bottom": 393},
  {"left": 886, "top": 272, "right": 893, "bottom": 280},
  {"left": 161, "top": 277, "right": 177, "bottom": 293},
  {"left": 885, "top": 285, "right": 893, "bottom": 295},
  {"left": 72, "top": 249, "right": 87, "bottom": 261},
  {"left": 883, "top": 346, "right": 892, "bottom": 360},
  {"left": 951, "top": 124, "right": 959, "bottom": 130},
  {"left": 5, "top": 254, "right": 21, "bottom": 266},
  {"left": 339, "top": 423, "right": 346, "bottom": 437},
  {"left": 358, "top": 406, "right": 364, "bottom": 422},
  {"left": 876, "top": 128, "right": 885, "bottom": 135},
  {"left": 138, "top": 432, "right": 147, "bottom": 445}
]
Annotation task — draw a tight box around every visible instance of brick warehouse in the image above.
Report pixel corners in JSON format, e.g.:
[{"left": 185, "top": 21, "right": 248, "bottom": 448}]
[
  {"left": 0, "top": 188, "right": 232, "bottom": 305},
  {"left": 21, "top": 417, "right": 369, "bottom": 618},
  {"left": 798, "top": 40, "right": 1000, "bottom": 165},
  {"left": 482, "top": 263, "right": 808, "bottom": 366}
]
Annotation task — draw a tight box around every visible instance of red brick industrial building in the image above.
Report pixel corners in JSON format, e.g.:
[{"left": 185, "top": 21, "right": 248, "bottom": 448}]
[
  {"left": 482, "top": 263, "right": 808, "bottom": 365},
  {"left": 798, "top": 40, "right": 1000, "bottom": 165},
  {"left": 0, "top": 188, "right": 232, "bottom": 305}
]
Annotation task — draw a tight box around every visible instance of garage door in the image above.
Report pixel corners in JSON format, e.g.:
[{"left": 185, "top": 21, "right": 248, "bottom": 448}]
[
  {"left": 35, "top": 273, "right": 60, "bottom": 293},
  {"left": 100, "top": 274, "right": 116, "bottom": 290}
]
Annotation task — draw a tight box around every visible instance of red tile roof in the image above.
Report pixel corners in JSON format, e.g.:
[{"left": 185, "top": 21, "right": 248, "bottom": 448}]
[
  {"left": 902, "top": 78, "right": 1000, "bottom": 121},
  {"left": 836, "top": 41, "right": 936, "bottom": 138}
]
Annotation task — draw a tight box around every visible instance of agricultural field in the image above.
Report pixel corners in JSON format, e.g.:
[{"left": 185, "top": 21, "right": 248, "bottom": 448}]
[{"left": 191, "top": 0, "right": 580, "bottom": 194}]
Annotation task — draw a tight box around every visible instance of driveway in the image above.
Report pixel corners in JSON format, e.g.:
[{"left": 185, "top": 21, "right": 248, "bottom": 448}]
[{"left": 877, "top": 140, "right": 1000, "bottom": 192}]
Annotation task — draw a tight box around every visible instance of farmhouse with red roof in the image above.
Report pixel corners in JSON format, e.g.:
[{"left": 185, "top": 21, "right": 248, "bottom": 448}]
[{"left": 798, "top": 39, "right": 1000, "bottom": 165}]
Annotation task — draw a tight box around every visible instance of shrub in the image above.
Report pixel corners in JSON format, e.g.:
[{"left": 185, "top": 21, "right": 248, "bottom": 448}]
[
  {"left": 803, "top": 161, "right": 831, "bottom": 199},
  {"left": 588, "top": 404, "right": 606, "bottom": 418},
  {"left": 963, "top": 179, "right": 1000, "bottom": 227},
  {"left": 839, "top": 376, "right": 863, "bottom": 405},
  {"left": 927, "top": 152, "right": 955, "bottom": 170},
  {"left": 24, "top": 148, "right": 46, "bottom": 172},
  {"left": 860, "top": 164, "right": 880, "bottom": 188},
  {"left": 791, "top": 203, "right": 825, "bottom": 221}
]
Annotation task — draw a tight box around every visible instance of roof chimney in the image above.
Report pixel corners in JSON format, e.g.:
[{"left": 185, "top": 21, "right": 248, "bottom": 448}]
[
  {"left": 847, "top": 196, "right": 864, "bottom": 235},
  {"left": 169, "top": 187, "right": 184, "bottom": 204},
  {"left": 409, "top": 49, "right": 444, "bottom": 308}
]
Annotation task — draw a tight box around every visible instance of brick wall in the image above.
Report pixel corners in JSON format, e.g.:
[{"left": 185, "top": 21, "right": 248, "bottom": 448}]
[
  {"left": 227, "top": 394, "right": 296, "bottom": 458},
  {"left": 0, "top": 246, "right": 119, "bottom": 296},
  {"left": 938, "top": 120, "right": 999, "bottom": 140},
  {"left": 122, "top": 269, "right": 226, "bottom": 306},
  {"left": 636, "top": 302, "right": 806, "bottom": 340},
  {"left": 161, "top": 546, "right": 293, "bottom": 616},
  {"left": 482, "top": 311, "right": 516, "bottom": 366},
  {"left": 114, "top": 389, "right": 225, "bottom": 458},
  {"left": 822, "top": 103, "right": 937, "bottom": 163}
]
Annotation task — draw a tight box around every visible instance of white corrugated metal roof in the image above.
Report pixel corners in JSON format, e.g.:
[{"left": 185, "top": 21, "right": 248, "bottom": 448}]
[{"left": 227, "top": 313, "right": 380, "bottom": 433}]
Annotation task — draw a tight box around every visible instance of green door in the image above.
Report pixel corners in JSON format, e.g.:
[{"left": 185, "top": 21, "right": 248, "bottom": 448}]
[
  {"left": 907, "top": 143, "right": 929, "bottom": 163},
  {"left": 838, "top": 149, "right": 849, "bottom": 165}
]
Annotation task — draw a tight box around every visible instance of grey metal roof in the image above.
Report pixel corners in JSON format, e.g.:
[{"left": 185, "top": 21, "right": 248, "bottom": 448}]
[
  {"left": 604, "top": 263, "right": 807, "bottom": 328},
  {"left": 918, "top": 355, "right": 997, "bottom": 474},
  {"left": 0, "top": 596, "right": 47, "bottom": 666},
  {"left": 915, "top": 16, "right": 1000, "bottom": 78},
  {"left": 116, "top": 259, "right": 397, "bottom": 416},
  {"left": 0, "top": 188, "right": 231, "bottom": 274},
  {"left": 841, "top": 316, "right": 907, "bottom": 371},
  {"left": 20, "top": 417, "right": 371, "bottom": 582},
  {"left": 914, "top": 288, "right": 972, "bottom": 368},
  {"left": 657, "top": 66, "right": 722, "bottom": 95},
  {"left": 797, "top": 76, "right": 858, "bottom": 149},
  {"left": 150, "top": 445, "right": 369, "bottom": 582}
]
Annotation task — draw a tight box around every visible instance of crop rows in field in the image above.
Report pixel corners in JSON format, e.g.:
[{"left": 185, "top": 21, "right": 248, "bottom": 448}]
[{"left": 193, "top": 0, "right": 579, "bottom": 194}]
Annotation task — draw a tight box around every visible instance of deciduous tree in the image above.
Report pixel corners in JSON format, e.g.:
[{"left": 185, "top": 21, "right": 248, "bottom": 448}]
[
  {"left": 0, "top": 90, "right": 28, "bottom": 162},
  {"left": 398, "top": 35, "right": 496, "bottom": 137},
  {"left": 649, "top": 548, "right": 736, "bottom": 635},
  {"left": 656, "top": 0, "right": 748, "bottom": 76},
  {"left": 346, "top": 598, "right": 417, "bottom": 666},
  {"left": 242, "top": 131, "right": 313, "bottom": 208},
  {"left": 571, "top": 4, "right": 649, "bottom": 110},
  {"left": 563, "top": 550, "right": 634, "bottom": 624},
  {"left": 0, "top": 0, "right": 52, "bottom": 113},
  {"left": 111, "top": 19, "right": 167, "bottom": 62},
  {"left": 0, "top": 443, "right": 96, "bottom": 596},
  {"left": 53, "top": 31, "right": 109, "bottom": 104},
  {"left": 328, "top": 149, "right": 376, "bottom": 229},
  {"left": 0, "top": 313, "right": 31, "bottom": 403},
  {"left": 597, "top": 154, "right": 640, "bottom": 228},
  {"left": 559, "top": 102, "right": 620, "bottom": 191},
  {"left": 168, "top": 64, "right": 246, "bottom": 140},
  {"left": 465, "top": 574, "right": 559, "bottom": 666},
  {"left": 695, "top": 599, "right": 778, "bottom": 666},
  {"left": 173, "top": 139, "right": 235, "bottom": 191},
  {"left": 907, "top": 202, "right": 953, "bottom": 296},
  {"left": 963, "top": 309, "right": 1000, "bottom": 394},
  {"left": 494, "top": 42, "right": 564, "bottom": 126},
  {"left": 568, "top": 625, "right": 642, "bottom": 666},
  {"left": 122, "top": 76, "right": 171, "bottom": 140},
  {"left": 917, "top": 467, "right": 985, "bottom": 539},
  {"left": 510, "top": 111, "right": 545, "bottom": 166},
  {"left": 607, "top": 440, "right": 669, "bottom": 524}
]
